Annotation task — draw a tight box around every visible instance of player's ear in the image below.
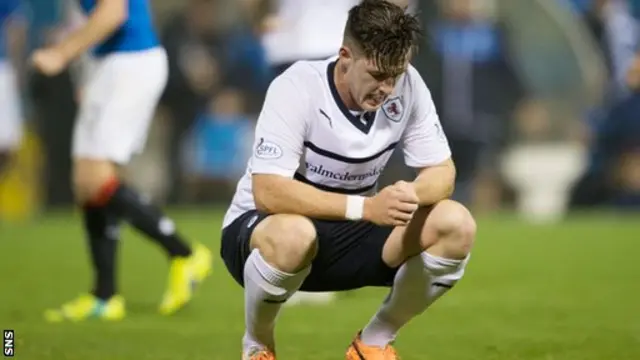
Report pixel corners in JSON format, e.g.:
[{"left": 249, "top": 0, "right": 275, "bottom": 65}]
[
  {"left": 339, "top": 46, "right": 355, "bottom": 70},
  {"left": 339, "top": 46, "right": 350, "bottom": 60}
]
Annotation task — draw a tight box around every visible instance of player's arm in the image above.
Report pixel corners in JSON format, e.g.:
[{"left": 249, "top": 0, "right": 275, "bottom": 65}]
[
  {"left": 403, "top": 68, "right": 456, "bottom": 206},
  {"left": 55, "top": 0, "right": 127, "bottom": 60},
  {"left": 31, "top": 0, "right": 127, "bottom": 76},
  {"left": 250, "top": 76, "right": 352, "bottom": 220},
  {"left": 254, "top": 175, "right": 350, "bottom": 220},
  {"left": 256, "top": 173, "right": 417, "bottom": 225},
  {"left": 412, "top": 158, "right": 456, "bottom": 206},
  {"left": 252, "top": 75, "right": 417, "bottom": 225}
]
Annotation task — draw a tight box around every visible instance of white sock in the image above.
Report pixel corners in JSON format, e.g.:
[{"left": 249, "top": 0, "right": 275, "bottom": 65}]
[
  {"left": 242, "top": 249, "right": 311, "bottom": 353},
  {"left": 360, "top": 252, "right": 470, "bottom": 347}
]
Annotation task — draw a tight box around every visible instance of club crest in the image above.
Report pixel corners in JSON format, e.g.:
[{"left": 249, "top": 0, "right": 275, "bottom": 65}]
[{"left": 382, "top": 97, "right": 404, "bottom": 122}]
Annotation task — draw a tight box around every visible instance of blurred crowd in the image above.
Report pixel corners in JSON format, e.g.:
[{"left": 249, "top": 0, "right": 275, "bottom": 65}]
[{"left": 0, "top": 0, "right": 639, "bottom": 221}]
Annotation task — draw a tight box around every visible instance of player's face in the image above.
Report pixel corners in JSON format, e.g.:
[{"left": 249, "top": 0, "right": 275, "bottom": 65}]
[{"left": 348, "top": 55, "right": 406, "bottom": 111}]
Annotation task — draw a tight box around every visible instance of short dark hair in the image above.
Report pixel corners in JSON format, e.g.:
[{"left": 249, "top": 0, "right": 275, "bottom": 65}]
[{"left": 343, "top": 0, "right": 421, "bottom": 76}]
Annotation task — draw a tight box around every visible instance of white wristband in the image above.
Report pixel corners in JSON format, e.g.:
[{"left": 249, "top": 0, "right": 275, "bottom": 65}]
[{"left": 345, "top": 195, "right": 365, "bottom": 220}]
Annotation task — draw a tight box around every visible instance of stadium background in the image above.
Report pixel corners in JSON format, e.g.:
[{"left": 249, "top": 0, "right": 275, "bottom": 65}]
[{"left": 1, "top": 0, "right": 639, "bottom": 359}]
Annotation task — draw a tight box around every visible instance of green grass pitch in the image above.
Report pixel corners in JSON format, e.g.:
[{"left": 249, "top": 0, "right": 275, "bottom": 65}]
[{"left": 1, "top": 209, "right": 639, "bottom": 359}]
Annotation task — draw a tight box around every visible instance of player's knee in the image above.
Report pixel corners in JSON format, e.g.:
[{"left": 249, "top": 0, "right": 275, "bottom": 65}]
[
  {"left": 72, "top": 159, "right": 118, "bottom": 204},
  {"left": 251, "top": 214, "right": 318, "bottom": 273},
  {"left": 426, "top": 200, "right": 476, "bottom": 259}
]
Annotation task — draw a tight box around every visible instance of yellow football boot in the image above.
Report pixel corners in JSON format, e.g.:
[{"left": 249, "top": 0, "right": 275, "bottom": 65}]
[
  {"left": 44, "top": 294, "right": 125, "bottom": 322},
  {"left": 158, "top": 243, "right": 212, "bottom": 315},
  {"left": 158, "top": 256, "right": 192, "bottom": 315},
  {"left": 190, "top": 243, "right": 213, "bottom": 283}
]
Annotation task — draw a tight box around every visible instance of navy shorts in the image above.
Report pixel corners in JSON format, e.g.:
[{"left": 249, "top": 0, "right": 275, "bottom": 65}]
[{"left": 220, "top": 210, "right": 398, "bottom": 292}]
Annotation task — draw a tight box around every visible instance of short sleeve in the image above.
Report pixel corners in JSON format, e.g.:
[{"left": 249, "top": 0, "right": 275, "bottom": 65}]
[
  {"left": 402, "top": 67, "right": 452, "bottom": 168},
  {"left": 249, "top": 75, "right": 308, "bottom": 178}
]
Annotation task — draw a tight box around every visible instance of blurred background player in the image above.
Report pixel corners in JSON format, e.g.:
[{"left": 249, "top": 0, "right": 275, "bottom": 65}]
[
  {"left": 261, "top": 0, "right": 412, "bottom": 79},
  {"left": 0, "top": 0, "right": 26, "bottom": 196},
  {"left": 261, "top": 0, "right": 360, "bottom": 77},
  {"left": 31, "top": 0, "right": 212, "bottom": 321},
  {"left": 258, "top": 0, "right": 414, "bottom": 307}
]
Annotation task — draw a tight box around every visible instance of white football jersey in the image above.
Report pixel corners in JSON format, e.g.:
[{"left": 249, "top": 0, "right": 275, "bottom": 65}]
[{"left": 222, "top": 58, "right": 451, "bottom": 227}]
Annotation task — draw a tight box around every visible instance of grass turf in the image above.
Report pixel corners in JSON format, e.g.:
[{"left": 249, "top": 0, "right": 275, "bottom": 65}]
[{"left": 0, "top": 210, "right": 639, "bottom": 359}]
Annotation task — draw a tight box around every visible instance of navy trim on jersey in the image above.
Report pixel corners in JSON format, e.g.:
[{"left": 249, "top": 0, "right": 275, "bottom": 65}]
[
  {"left": 327, "top": 61, "right": 376, "bottom": 134},
  {"left": 304, "top": 141, "right": 398, "bottom": 164},
  {"left": 294, "top": 173, "right": 377, "bottom": 194}
]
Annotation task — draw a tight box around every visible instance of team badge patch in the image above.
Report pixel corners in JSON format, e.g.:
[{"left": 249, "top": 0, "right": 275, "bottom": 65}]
[{"left": 382, "top": 97, "right": 404, "bottom": 122}]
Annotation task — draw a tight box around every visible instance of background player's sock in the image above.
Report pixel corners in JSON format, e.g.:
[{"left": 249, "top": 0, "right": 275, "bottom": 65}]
[
  {"left": 360, "top": 252, "right": 469, "bottom": 347},
  {"left": 242, "top": 249, "right": 311, "bottom": 352},
  {"left": 83, "top": 205, "right": 120, "bottom": 300},
  {"left": 95, "top": 178, "right": 192, "bottom": 258}
]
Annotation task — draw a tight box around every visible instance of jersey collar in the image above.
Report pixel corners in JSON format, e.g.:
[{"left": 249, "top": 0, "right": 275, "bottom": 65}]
[{"left": 327, "top": 61, "right": 376, "bottom": 135}]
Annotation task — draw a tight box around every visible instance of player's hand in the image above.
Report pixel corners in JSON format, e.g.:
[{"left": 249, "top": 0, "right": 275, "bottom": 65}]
[
  {"left": 363, "top": 181, "right": 419, "bottom": 227},
  {"left": 393, "top": 180, "right": 419, "bottom": 200},
  {"left": 31, "top": 48, "right": 69, "bottom": 77}
]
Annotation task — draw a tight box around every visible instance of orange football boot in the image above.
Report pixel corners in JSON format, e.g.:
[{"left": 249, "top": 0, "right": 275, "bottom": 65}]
[
  {"left": 345, "top": 332, "right": 399, "bottom": 360},
  {"left": 243, "top": 348, "right": 276, "bottom": 360}
]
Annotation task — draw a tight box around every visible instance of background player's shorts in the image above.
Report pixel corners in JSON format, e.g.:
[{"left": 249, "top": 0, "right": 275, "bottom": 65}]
[
  {"left": 0, "top": 61, "right": 23, "bottom": 152},
  {"left": 72, "top": 47, "right": 168, "bottom": 164},
  {"left": 221, "top": 210, "right": 398, "bottom": 292}
]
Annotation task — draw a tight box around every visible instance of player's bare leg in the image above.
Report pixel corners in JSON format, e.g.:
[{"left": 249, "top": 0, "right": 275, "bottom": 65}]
[
  {"left": 347, "top": 200, "right": 476, "bottom": 359},
  {"left": 242, "top": 214, "right": 316, "bottom": 359},
  {"left": 45, "top": 159, "right": 126, "bottom": 321}
]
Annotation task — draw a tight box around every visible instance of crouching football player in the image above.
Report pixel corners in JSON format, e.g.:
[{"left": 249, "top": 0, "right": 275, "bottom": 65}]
[{"left": 220, "top": 1, "right": 475, "bottom": 358}]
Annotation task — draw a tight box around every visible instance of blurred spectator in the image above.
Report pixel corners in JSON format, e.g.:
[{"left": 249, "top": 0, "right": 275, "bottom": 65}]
[
  {"left": 161, "top": 0, "right": 270, "bottom": 202},
  {"left": 605, "top": 91, "right": 640, "bottom": 208},
  {"left": 163, "top": 0, "right": 271, "bottom": 112},
  {"left": 182, "top": 89, "right": 254, "bottom": 203},
  {"left": 569, "top": 0, "right": 640, "bottom": 209},
  {"left": 421, "top": 0, "right": 526, "bottom": 210}
]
